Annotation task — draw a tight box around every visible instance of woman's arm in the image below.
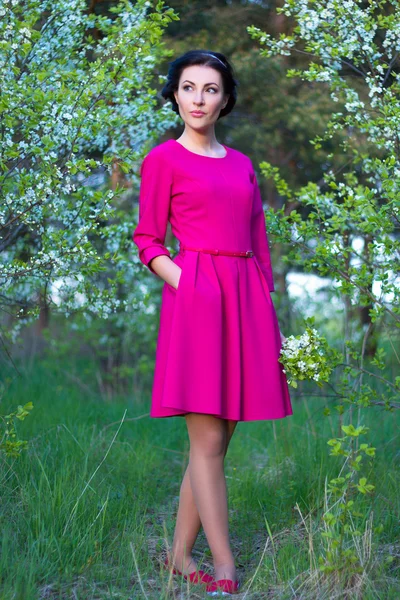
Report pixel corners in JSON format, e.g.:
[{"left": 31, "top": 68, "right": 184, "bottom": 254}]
[
  {"left": 132, "top": 147, "right": 181, "bottom": 288},
  {"left": 249, "top": 166, "right": 275, "bottom": 293}
]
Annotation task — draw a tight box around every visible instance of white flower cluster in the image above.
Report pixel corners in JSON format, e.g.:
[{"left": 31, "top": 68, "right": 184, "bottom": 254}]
[
  {"left": 283, "top": 329, "right": 316, "bottom": 357},
  {"left": 382, "top": 17, "right": 400, "bottom": 58},
  {"left": 280, "top": 326, "right": 334, "bottom": 387},
  {"left": 248, "top": 26, "right": 295, "bottom": 57}
]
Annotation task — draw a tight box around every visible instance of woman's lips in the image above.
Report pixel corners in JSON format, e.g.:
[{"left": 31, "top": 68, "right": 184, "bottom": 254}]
[{"left": 190, "top": 111, "right": 205, "bottom": 117}]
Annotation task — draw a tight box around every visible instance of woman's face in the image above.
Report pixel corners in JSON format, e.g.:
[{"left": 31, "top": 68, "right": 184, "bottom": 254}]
[{"left": 173, "top": 65, "right": 229, "bottom": 129}]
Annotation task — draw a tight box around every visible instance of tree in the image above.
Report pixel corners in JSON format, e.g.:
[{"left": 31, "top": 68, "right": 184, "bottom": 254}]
[
  {"left": 248, "top": 0, "right": 400, "bottom": 587},
  {"left": 0, "top": 0, "right": 179, "bottom": 347}
]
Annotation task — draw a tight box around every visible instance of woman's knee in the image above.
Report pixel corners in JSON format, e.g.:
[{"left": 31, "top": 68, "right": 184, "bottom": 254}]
[{"left": 185, "top": 413, "right": 227, "bottom": 458}]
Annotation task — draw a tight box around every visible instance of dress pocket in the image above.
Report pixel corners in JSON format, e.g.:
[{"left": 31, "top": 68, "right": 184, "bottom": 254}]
[{"left": 167, "top": 253, "right": 186, "bottom": 293}]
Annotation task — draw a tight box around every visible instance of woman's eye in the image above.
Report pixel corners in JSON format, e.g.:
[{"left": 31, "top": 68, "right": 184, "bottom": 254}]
[{"left": 182, "top": 85, "right": 217, "bottom": 93}]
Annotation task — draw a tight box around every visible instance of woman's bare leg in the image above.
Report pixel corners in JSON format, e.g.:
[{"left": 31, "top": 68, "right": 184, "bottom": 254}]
[
  {"left": 168, "top": 463, "right": 201, "bottom": 574},
  {"left": 181, "top": 413, "right": 237, "bottom": 581},
  {"left": 169, "top": 417, "right": 238, "bottom": 575}
]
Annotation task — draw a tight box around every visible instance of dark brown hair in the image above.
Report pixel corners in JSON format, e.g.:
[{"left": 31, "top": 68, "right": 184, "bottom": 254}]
[{"left": 161, "top": 50, "right": 238, "bottom": 120}]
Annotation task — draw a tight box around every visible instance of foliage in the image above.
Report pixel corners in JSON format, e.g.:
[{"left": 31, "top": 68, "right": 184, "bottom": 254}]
[
  {"left": 0, "top": 400, "right": 34, "bottom": 457},
  {"left": 0, "top": 0, "right": 179, "bottom": 344},
  {"left": 321, "top": 424, "right": 377, "bottom": 576}
]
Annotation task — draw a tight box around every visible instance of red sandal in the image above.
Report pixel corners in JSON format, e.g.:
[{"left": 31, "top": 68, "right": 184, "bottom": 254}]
[
  {"left": 163, "top": 555, "right": 214, "bottom": 585},
  {"left": 206, "top": 578, "right": 240, "bottom": 595}
]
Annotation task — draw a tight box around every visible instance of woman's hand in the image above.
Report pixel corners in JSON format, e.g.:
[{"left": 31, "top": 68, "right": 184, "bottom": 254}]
[
  {"left": 149, "top": 256, "right": 182, "bottom": 290},
  {"left": 170, "top": 267, "right": 182, "bottom": 290},
  {"left": 174, "top": 268, "right": 182, "bottom": 290},
  {"left": 280, "top": 330, "right": 287, "bottom": 345}
]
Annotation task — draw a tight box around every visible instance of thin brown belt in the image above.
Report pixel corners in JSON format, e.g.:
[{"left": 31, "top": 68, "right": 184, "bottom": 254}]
[{"left": 180, "top": 244, "right": 254, "bottom": 257}]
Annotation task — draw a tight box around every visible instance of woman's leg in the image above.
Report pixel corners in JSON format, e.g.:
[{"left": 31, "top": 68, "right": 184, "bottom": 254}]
[
  {"left": 169, "top": 417, "right": 238, "bottom": 575},
  {"left": 183, "top": 414, "right": 237, "bottom": 581},
  {"left": 168, "top": 461, "right": 201, "bottom": 574}
]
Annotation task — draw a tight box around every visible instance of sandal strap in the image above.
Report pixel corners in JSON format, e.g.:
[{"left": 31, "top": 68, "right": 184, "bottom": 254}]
[
  {"left": 164, "top": 556, "right": 214, "bottom": 584},
  {"left": 187, "top": 569, "right": 214, "bottom": 583}
]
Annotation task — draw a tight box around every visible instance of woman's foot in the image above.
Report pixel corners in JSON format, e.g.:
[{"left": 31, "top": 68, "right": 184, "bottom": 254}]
[
  {"left": 206, "top": 578, "right": 240, "bottom": 596},
  {"left": 166, "top": 551, "right": 198, "bottom": 575},
  {"left": 164, "top": 553, "right": 214, "bottom": 585},
  {"left": 214, "top": 563, "right": 237, "bottom": 582}
]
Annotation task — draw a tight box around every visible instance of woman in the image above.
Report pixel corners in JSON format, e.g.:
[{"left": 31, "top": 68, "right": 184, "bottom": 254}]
[{"left": 133, "top": 49, "right": 293, "bottom": 596}]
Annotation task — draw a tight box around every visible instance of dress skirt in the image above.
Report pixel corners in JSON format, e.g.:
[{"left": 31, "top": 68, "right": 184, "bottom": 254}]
[{"left": 150, "top": 248, "right": 293, "bottom": 421}]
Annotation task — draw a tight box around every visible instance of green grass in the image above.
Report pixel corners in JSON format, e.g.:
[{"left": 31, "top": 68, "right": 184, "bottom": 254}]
[{"left": 0, "top": 360, "right": 399, "bottom": 599}]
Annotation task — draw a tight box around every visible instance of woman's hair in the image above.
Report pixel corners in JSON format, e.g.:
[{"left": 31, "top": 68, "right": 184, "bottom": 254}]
[{"left": 161, "top": 50, "right": 238, "bottom": 120}]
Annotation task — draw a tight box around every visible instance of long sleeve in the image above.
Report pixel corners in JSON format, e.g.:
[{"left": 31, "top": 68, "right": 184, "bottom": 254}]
[
  {"left": 132, "top": 148, "right": 173, "bottom": 277},
  {"left": 250, "top": 167, "right": 275, "bottom": 292}
]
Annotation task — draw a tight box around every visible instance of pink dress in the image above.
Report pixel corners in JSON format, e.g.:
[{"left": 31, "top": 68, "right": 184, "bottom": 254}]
[{"left": 132, "top": 138, "right": 293, "bottom": 421}]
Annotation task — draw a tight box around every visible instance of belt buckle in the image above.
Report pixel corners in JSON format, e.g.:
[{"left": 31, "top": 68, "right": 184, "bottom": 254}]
[
  {"left": 214, "top": 249, "right": 219, "bottom": 255},
  {"left": 246, "top": 250, "right": 253, "bottom": 257}
]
